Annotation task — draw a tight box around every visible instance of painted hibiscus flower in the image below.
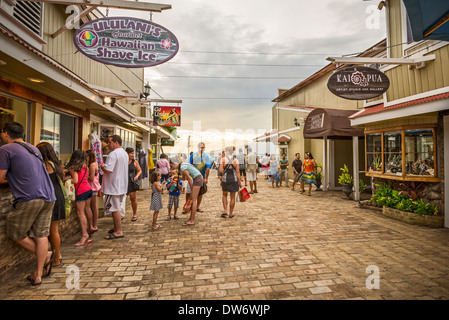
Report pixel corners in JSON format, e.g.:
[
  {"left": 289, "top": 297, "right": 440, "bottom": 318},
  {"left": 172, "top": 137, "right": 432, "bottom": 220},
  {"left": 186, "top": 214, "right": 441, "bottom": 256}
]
[{"left": 161, "top": 38, "right": 174, "bottom": 50}]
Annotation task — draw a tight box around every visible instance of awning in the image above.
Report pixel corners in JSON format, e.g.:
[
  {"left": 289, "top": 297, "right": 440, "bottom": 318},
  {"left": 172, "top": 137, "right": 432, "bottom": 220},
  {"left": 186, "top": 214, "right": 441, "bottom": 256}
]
[
  {"left": 403, "top": 0, "right": 449, "bottom": 41},
  {"left": 303, "top": 108, "right": 364, "bottom": 140}
]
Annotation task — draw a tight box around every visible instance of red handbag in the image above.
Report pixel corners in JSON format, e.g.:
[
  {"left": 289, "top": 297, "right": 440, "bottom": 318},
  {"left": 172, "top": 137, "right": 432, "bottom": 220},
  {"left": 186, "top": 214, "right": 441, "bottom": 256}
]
[
  {"left": 238, "top": 188, "right": 250, "bottom": 202},
  {"left": 183, "top": 199, "right": 192, "bottom": 212}
]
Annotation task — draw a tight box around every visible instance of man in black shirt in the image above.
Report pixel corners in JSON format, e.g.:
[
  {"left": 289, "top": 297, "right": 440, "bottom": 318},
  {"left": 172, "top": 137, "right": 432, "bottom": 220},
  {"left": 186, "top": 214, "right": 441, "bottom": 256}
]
[{"left": 291, "top": 153, "right": 303, "bottom": 191}]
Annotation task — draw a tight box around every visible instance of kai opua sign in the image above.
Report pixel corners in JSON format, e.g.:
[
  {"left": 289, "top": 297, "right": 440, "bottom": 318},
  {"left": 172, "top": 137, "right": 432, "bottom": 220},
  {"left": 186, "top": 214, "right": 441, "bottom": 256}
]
[
  {"left": 327, "top": 66, "right": 390, "bottom": 100},
  {"left": 74, "top": 17, "right": 179, "bottom": 68}
]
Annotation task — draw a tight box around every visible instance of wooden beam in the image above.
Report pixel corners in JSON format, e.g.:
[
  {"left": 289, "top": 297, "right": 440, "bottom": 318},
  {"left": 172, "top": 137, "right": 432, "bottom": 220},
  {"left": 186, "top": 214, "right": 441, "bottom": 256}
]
[
  {"left": 51, "top": 6, "right": 95, "bottom": 38},
  {"left": 19, "top": 0, "right": 172, "bottom": 12},
  {"left": 326, "top": 55, "right": 436, "bottom": 66}
]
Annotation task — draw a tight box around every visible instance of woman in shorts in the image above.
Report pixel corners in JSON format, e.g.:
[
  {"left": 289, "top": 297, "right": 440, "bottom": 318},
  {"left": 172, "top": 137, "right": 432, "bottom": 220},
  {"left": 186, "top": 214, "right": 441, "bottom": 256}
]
[{"left": 66, "top": 150, "right": 93, "bottom": 247}]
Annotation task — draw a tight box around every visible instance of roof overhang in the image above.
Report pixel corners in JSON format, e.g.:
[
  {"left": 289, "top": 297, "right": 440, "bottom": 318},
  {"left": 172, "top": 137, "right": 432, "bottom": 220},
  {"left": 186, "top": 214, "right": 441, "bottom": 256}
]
[{"left": 403, "top": 0, "right": 449, "bottom": 42}]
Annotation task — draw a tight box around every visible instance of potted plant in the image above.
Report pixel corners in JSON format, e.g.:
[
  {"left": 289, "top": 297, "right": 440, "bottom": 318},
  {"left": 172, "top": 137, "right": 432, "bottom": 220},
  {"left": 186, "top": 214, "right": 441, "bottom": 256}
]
[
  {"left": 314, "top": 163, "right": 323, "bottom": 191},
  {"left": 338, "top": 164, "right": 353, "bottom": 199}
]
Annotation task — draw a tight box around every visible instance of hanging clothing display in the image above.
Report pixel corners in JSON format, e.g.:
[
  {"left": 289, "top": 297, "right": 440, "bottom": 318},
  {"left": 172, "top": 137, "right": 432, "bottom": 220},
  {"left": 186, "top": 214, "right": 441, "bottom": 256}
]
[
  {"left": 139, "top": 149, "right": 148, "bottom": 180},
  {"left": 89, "top": 131, "right": 104, "bottom": 175}
]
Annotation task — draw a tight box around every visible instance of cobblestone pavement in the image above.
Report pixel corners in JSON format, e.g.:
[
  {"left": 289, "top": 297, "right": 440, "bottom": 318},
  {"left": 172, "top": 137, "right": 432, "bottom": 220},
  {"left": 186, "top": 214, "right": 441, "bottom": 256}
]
[{"left": 1, "top": 174, "right": 449, "bottom": 300}]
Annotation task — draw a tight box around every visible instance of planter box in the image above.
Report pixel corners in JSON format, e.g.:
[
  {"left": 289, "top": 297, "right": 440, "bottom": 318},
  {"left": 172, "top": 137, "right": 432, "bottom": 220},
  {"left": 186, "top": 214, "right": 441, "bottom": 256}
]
[{"left": 382, "top": 206, "right": 444, "bottom": 228}]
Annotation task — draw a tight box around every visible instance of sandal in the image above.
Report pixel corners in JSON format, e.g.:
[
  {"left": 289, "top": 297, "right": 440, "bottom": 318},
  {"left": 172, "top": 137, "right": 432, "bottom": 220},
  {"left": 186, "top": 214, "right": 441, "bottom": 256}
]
[
  {"left": 131, "top": 217, "right": 138, "bottom": 221},
  {"left": 173, "top": 215, "right": 179, "bottom": 220},
  {"left": 152, "top": 224, "right": 163, "bottom": 230},
  {"left": 27, "top": 274, "right": 42, "bottom": 286},
  {"left": 300, "top": 190, "right": 305, "bottom": 194},
  {"left": 228, "top": 215, "right": 235, "bottom": 218},
  {"left": 221, "top": 213, "right": 228, "bottom": 218},
  {"left": 105, "top": 233, "right": 124, "bottom": 240},
  {"left": 166, "top": 216, "right": 172, "bottom": 221},
  {"left": 75, "top": 239, "right": 93, "bottom": 246},
  {"left": 43, "top": 250, "right": 55, "bottom": 277},
  {"left": 182, "top": 221, "right": 195, "bottom": 227}
]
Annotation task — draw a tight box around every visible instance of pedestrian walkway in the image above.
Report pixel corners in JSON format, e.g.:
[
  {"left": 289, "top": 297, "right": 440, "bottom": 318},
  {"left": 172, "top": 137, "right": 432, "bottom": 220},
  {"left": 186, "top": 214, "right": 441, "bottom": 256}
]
[{"left": 1, "top": 174, "right": 449, "bottom": 300}]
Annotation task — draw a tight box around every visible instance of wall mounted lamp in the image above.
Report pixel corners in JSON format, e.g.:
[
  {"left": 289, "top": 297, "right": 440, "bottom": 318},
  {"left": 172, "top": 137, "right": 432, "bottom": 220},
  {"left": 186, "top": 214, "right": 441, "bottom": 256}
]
[{"left": 140, "top": 82, "right": 151, "bottom": 100}]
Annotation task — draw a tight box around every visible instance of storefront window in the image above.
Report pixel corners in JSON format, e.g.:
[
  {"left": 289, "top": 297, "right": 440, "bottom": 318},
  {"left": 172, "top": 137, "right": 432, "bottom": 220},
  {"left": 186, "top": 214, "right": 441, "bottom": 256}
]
[
  {"left": 366, "top": 133, "right": 382, "bottom": 173},
  {"left": 405, "top": 129, "right": 435, "bottom": 176},
  {"left": 365, "top": 126, "right": 437, "bottom": 181},
  {"left": 41, "top": 108, "right": 75, "bottom": 163},
  {"left": 384, "top": 131, "right": 402, "bottom": 176},
  {"left": 0, "top": 93, "right": 30, "bottom": 145}
]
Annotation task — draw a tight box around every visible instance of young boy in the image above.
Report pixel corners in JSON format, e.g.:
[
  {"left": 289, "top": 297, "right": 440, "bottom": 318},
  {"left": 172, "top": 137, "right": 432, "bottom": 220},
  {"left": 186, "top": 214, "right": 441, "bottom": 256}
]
[{"left": 166, "top": 170, "right": 183, "bottom": 220}]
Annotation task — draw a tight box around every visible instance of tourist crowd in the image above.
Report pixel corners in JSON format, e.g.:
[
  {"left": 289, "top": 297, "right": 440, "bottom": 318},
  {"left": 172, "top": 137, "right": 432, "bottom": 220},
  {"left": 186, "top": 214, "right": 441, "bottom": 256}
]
[{"left": 0, "top": 121, "right": 317, "bottom": 286}]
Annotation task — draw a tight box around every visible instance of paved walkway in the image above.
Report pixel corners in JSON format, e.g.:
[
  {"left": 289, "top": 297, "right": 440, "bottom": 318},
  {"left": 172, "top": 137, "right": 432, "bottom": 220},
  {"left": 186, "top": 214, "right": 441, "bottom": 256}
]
[{"left": 1, "top": 174, "right": 449, "bottom": 300}]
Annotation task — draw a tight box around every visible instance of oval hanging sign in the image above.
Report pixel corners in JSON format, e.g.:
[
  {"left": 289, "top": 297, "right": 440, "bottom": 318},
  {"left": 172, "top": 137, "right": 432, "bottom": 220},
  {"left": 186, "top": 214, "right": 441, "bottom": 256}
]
[
  {"left": 74, "top": 17, "right": 179, "bottom": 68},
  {"left": 327, "top": 66, "right": 390, "bottom": 100}
]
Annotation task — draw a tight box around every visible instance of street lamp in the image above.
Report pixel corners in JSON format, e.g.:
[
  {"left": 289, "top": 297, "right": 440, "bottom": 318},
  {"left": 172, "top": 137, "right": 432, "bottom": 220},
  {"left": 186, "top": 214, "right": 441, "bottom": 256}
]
[{"left": 140, "top": 82, "right": 151, "bottom": 100}]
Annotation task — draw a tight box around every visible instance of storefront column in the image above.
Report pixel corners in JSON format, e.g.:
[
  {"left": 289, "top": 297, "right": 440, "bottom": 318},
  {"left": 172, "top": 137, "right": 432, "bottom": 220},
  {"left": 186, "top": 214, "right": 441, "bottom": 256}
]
[
  {"left": 444, "top": 115, "right": 449, "bottom": 228},
  {"left": 353, "top": 136, "right": 360, "bottom": 201},
  {"left": 323, "top": 137, "right": 328, "bottom": 191}
]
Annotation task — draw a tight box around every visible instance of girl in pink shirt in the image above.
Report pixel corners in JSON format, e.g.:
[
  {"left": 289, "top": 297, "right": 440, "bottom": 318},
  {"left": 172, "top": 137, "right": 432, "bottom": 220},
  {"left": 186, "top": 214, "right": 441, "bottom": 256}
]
[{"left": 66, "top": 150, "right": 93, "bottom": 247}]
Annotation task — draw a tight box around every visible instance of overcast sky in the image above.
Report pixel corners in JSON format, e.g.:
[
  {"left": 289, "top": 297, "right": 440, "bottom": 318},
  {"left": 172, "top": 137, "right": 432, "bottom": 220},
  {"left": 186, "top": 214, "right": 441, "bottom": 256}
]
[{"left": 110, "top": 0, "right": 386, "bottom": 153}]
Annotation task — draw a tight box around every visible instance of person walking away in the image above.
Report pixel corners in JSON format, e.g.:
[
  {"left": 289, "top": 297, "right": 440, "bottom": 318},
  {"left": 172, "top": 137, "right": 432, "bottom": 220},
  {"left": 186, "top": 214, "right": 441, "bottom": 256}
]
[
  {"left": 86, "top": 150, "right": 100, "bottom": 233},
  {"left": 100, "top": 135, "right": 128, "bottom": 240},
  {"left": 189, "top": 142, "right": 211, "bottom": 212},
  {"left": 219, "top": 146, "right": 241, "bottom": 218},
  {"left": 169, "top": 157, "right": 203, "bottom": 226},
  {"left": 126, "top": 147, "right": 142, "bottom": 222},
  {"left": 300, "top": 152, "right": 317, "bottom": 196},
  {"left": 36, "top": 142, "right": 66, "bottom": 267},
  {"left": 65, "top": 150, "right": 93, "bottom": 247},
  {"left": 166, "top": 170, "right": 182, "bottom": 221},
  {"left": 217, "top": 151, "right": 225, "bottom": 182},
  {"left": 0, "top": 122, "right": 56, "bottom": 286},
  {"left": 291, "top": 153, "right": 303, "bottom": 191},
  {"left": 236, "top": 148, "right": 247, "bottom": 187},
  {"left": 262, "top": 153, "right": 270, "bottom": 179},
  {"left": 246, "top": 147, "right": 258, "bottom": 194},
  {"left": 279, "top": 153, "right": 289, "bottom": 188},
  {"left": 149, "top": 171, "right": 163, "bottom": 230},
  {"left": 269, "top": 154, "right": 278, "bottom": 187}
]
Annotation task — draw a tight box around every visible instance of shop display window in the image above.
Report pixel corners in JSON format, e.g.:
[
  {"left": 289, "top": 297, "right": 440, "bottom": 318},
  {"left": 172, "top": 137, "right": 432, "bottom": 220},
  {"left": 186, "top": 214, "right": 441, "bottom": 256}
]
[
  {"left": 40, "top": 108, "right": 75, "bottom": 164},
  {"left": 366, "top": 133, "right": 382, "bottom": 173},
  {"left": 405, "top": 129, "right": 435, "bottom": 176},
  {"left": 365, "top": 126, "right": 437, "bottom": 181},
  {"left": 0, "top": 93, "right": 30, "bottom": 146},
  {"left": 384, "top": 131, "right": 402, "bottom": 176}
]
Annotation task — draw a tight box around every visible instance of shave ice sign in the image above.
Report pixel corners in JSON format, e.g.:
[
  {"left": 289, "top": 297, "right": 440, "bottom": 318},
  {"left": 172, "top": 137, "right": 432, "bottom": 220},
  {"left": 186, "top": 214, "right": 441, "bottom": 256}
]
[{"left": 74, "top": 17, "right": 179, "bottom": 68}]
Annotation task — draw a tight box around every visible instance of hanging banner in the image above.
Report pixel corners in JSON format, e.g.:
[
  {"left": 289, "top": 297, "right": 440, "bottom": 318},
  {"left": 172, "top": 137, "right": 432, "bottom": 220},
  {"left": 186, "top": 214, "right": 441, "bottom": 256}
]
[
  {"left": 153, "top": 106, "right": 181, "bottom": 127},
  {"left": 327, "top": 66, "right": 390, "bottom": 100},
  {"left": 74, "top": 17, "right": 179, "bottom": 68}
]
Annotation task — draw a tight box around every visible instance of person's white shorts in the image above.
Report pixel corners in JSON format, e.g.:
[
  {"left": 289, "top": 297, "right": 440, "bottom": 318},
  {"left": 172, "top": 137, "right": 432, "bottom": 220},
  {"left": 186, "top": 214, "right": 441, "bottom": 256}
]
[
  {"left": 103, "top": 194, "right": 126, "bottom": 217},
  {"left": 247, "top": 171, "right": 257, "bottom": 182}
]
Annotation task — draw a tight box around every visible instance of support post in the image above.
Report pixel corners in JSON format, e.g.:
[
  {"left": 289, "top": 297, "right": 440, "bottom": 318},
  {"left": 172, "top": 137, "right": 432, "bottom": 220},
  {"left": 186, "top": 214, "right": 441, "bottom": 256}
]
[{"left": 353, "top": 136, "right": 360, "bottom": 201}]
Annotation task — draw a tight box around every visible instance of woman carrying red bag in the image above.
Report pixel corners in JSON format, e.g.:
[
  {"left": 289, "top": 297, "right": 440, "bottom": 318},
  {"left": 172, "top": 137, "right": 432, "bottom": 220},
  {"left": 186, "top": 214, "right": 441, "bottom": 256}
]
[{"left": 219, "top": 146, "right": 242, "bottom": 218}]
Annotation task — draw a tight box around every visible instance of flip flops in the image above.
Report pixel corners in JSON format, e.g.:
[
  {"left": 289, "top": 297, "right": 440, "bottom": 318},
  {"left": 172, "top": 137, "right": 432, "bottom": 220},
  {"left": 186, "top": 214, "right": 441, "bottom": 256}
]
[
  {"left": 26, "top": 274, "right": 42, "bottom": 286},
  {"left": 182, "top": 221, "right": 195, "bottom": 227},
  {"left": 152, "top": 224, "right": 163, "bottom": 230},
  {"left": 105, "top": 233, "right": 124, "bottom": 240},
  {"left": 43, "top": 250, "right": 55, "bottom": 277},
  {"left": 75, "top": 239, "right": 93, "bottom": 246}
]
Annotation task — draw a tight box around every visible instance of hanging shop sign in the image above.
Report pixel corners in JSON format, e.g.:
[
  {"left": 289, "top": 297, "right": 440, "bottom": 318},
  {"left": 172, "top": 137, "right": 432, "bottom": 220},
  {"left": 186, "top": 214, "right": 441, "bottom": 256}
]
[
  {"left": 153, "top": 106, "right": 181, "bottom": 127},
  {"left": 74, "top": 17, "right": 179, "bottom": 68},
  {"left": 327, "top": 66, "right": 390, "bottom": 100}
]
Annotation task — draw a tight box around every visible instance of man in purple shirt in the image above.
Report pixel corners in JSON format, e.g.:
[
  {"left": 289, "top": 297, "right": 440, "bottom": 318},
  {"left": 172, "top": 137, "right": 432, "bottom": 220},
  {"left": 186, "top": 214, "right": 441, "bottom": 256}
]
[{"left": 0, "top": 122, "right": 56, "bottom": 286}]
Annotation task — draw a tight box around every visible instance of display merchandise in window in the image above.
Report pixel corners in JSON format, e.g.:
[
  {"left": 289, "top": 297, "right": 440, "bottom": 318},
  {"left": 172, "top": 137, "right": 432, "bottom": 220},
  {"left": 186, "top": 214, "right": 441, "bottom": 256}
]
[
  {"left": 366, "top": 133, "right": 382, "bottom": 172},
  {"left": 405, "top": 129, "right": 434, "bottom": 176},
  {"left": 383, "top": 131, "right": 402, "bottom": 175}
]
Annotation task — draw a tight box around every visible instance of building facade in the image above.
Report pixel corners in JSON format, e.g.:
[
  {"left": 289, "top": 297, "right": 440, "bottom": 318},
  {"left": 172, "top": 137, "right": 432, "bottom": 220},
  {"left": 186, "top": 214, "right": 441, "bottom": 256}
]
[{"left": 0, "top": 1, "right": 175, "bottom": 281}]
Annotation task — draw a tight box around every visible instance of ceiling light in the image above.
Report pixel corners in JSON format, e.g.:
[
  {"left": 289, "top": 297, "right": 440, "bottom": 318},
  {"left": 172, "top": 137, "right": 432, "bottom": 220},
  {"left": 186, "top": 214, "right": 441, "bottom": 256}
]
[
  {"left": 27, "top": 77, "right": 44, "bottom": 83},
  {"left": 104, "top": 96, "right": 112, "bottom": 104},
  {"left": 74, "top": 99, "right": 85, "bottom": 103}
]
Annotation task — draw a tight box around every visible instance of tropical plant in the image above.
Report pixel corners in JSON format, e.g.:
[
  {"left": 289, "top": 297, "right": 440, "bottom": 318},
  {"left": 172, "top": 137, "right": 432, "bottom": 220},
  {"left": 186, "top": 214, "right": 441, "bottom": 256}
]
[
  {"left": 395, "top": 197, "right": 413, "bottom": 212},
  {"left": 359, "top": 179, "right": 367, "bottom": 193},
  {"left": 412, "top": 199, "right": 439, "bottom": 216},
  {"left": 314, "top": 163, "right": 323, "bottom": 180},
  {"left": 338, "top": 164, "right": 353, "bottom": 185},
  {"left": 398, "top": 181, "right": 426, "bottom": 201}
]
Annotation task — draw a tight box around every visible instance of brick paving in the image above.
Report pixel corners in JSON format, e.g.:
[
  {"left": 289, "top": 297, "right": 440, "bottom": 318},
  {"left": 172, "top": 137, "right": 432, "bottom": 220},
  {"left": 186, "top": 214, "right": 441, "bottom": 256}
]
[{"left": 1, "top": 174, "right": 449, "bottom": 300}]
